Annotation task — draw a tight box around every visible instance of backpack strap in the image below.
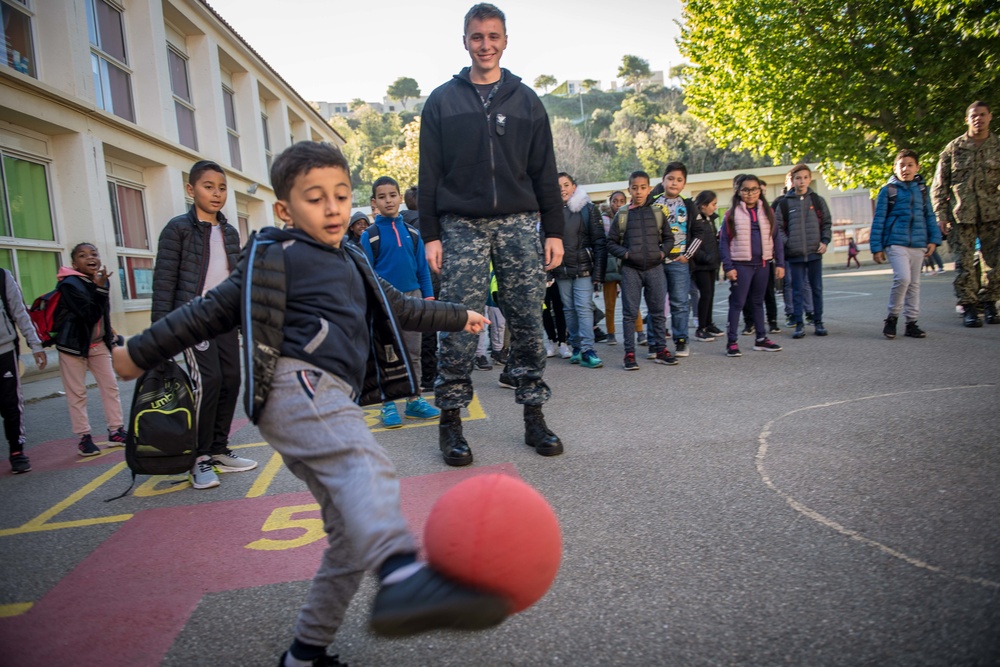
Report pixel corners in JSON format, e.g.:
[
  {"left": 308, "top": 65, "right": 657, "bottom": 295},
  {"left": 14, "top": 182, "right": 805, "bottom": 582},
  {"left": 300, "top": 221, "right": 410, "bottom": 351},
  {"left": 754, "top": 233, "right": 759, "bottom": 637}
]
[
  {"left": 368, "top": 221, "right": 420, "bottom": 261},
  {"left": 886, "top": 184, "right": 898, "bottom": 217},
  {"left": 779, "top": 198, "right": 790, "bottom": 231},
  {"left": 614, "top": 208, "right": 629, "bottom": 237}
]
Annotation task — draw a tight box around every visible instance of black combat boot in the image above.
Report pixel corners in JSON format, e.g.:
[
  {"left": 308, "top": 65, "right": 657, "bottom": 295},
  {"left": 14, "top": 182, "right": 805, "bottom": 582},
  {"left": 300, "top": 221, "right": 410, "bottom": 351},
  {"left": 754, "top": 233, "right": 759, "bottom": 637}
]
[
  {"left": 523, "top": 405, "right": 563, "bottom": 456},
  {"left": 982, "top": 302, "right": 999, "bottom": 325},
  {"left": 439, "top": 409, "right": 473, "bottom": 467},
  {"left": 962, "top": 304, "right": 983, "bottom": 328}
]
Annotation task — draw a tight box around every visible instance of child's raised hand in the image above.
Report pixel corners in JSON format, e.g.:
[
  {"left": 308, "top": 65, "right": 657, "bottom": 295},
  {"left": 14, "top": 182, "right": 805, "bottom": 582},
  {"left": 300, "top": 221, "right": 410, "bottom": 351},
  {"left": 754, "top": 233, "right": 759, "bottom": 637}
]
[
  {"left": 112, "top": 345, "right": 143, "bottom": 381},
  {"left": 463, "top": 310, "right": 490, "bottom": 334},
  {"left": 94, "top": 265, "right": 110, "bottom": 287}
]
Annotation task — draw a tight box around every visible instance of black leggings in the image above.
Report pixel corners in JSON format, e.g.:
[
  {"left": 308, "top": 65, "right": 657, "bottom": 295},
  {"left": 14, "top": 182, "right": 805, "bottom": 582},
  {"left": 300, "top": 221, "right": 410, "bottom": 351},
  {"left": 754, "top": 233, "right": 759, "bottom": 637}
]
[
  {"left": 691, "top": 270, "right": 717, "bottom": 329},
  {"left": 743, "top": 261, "right": 777, "bottom": 324}
]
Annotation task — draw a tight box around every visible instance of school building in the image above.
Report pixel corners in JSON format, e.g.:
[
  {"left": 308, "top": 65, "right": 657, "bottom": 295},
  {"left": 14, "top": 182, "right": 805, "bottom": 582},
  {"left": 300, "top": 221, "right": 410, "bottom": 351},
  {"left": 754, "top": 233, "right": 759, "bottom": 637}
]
[
  {"left": 584, "top": 164, "right": 876, "bottom": 262},
  {"left": 0, "top": 0, "right": 342, "bottom": 336}
]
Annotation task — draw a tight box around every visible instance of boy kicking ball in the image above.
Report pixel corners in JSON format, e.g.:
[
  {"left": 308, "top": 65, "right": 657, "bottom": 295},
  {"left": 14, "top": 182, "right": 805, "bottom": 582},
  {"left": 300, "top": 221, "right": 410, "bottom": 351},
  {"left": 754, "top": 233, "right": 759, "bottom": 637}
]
[{"left": 113, "top": 141, "right": 505, "bottom": 667}]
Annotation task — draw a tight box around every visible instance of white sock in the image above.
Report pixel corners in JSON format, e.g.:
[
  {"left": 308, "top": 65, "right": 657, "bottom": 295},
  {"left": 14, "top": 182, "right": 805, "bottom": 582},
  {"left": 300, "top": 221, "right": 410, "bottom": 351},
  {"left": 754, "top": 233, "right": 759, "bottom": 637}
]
[{"left": 381, "top": 561, "right": 425, "bottom": 586}]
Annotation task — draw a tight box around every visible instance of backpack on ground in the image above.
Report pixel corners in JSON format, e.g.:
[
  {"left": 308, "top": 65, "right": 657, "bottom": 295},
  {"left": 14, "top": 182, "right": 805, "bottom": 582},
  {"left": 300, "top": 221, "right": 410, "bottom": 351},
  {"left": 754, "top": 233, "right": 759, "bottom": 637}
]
[
  {"left": 28, "top": 288, "right": 60, "bottom": 347},
  {"left": 107, "top": 360, "right": 197, "bottom": 500},
  {"left": 367, "top": 221, "right": 420, "bottom": 261}
]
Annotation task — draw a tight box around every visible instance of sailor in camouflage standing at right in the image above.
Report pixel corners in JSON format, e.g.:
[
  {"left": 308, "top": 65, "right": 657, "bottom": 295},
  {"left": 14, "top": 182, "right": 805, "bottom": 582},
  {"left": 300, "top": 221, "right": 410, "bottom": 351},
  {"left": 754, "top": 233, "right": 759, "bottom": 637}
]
[{"left": 931, "top": 101, "right": 1000, "bottom": 326}]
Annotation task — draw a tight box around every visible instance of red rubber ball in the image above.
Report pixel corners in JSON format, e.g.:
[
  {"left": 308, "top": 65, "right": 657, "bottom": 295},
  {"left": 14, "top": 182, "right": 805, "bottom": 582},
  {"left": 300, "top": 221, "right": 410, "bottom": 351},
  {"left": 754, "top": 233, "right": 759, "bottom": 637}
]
[{"left": 423, "top": 474, "right": 562, "bottom": 613}]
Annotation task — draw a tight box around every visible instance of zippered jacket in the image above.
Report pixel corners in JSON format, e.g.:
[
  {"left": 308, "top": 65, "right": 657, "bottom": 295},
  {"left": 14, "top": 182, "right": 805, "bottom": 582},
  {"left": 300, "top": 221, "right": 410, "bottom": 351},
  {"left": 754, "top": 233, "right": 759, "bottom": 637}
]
[
  {"left": 151, "top": 206, "right": 241, "bottom": 322},
  {"left": 418, "top": 67, "right": 563, "bottom": 242},
  {"left": 550, "top": 189, "right": 606, "bottom": 282},
  {"left": 607, "top": 205, "right": 675, "bottom": 271},
  {"left": 126, "top": 228, "right": 468, "bottom": 422},
  {"left": 870, "top": 175, "right": 941, "bottom": 253},
  {"left": 774, "top": 189, "right": 832, "bottom": 259},
  {"left": 54, "top": 267, "right": 114, "bottom": 357}
]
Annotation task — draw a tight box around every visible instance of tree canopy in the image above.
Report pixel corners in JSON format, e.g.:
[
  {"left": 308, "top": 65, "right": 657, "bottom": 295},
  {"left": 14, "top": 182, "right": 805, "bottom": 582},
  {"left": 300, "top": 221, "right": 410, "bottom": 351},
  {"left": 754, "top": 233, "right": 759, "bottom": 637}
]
[
  {"left": 617, "top": 55, "right": 651, "bottom": 92},
  {"left": 386, "top": 77, "right": 420, "bottom": 107},
  {"left": 534, "top": 74, "right": 557, "bottom": 93},
  {"left": 680, "top": 0, "right": 1000, "bottom": 189}
]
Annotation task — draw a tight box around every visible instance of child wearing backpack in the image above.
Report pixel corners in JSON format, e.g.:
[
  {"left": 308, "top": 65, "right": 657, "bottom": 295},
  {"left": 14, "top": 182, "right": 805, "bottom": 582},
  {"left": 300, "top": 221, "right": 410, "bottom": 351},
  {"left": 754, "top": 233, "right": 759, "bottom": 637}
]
[
  {"left": 153, "top": 160, "right": 256, "bottom": 490},
  {"left": 720, "top": 175, "right": 785, "bottom": 356},
  {"left": 361, "top": 176, "right": 440, "bottom": 428},
  {"left": 113, "top": 141, "right": 503, "bottom": 666},
  {"left": 870, "top": 149, "right": 941, "bottom": 339},
  {"left": 1, "top": 269, "right": 49, "bottom": 473},
  {"left": 774, "top": 163, "right": 832, "bottom": 339},
  {"left": 606, "top": 171, "right": 675, "bottom": 369},
  {"left": 53, "top": 243, "right": 127, "bottom": 455},
  {"left": 690, "top": 191, "right": 724, "bottom": 342}
]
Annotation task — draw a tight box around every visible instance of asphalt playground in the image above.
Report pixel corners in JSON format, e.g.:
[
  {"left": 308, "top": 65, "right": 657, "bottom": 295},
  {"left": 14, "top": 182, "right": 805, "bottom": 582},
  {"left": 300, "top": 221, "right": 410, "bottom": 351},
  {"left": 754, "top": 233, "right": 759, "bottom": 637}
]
[{"left": 1, "top": 266, "right": 998, "bottom": 666}]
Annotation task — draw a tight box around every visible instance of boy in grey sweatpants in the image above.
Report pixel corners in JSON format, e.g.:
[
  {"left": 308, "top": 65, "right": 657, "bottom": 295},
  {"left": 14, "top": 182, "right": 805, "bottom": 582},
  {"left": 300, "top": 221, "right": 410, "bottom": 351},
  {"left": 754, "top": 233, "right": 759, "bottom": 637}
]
[{"left": 114, "top": 142, "right": 507, "bottom": 667}]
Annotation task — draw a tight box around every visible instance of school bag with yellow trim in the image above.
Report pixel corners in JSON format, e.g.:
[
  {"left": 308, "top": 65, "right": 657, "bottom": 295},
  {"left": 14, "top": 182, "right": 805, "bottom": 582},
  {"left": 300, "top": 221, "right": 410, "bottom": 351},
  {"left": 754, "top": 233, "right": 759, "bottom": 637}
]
[{"left": 108, "top": 359, "right": 196, "bottom": 499}]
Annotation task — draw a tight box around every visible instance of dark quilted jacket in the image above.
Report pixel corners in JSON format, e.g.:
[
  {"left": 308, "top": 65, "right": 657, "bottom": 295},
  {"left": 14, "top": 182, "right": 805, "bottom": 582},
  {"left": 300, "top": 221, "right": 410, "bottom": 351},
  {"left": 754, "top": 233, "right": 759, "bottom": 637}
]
[
  {"left": 151, "top": 206, "right": 242, "bottom": 322},
  {"left": 127, "top": 228, "right": 468, "bottom": 421}
]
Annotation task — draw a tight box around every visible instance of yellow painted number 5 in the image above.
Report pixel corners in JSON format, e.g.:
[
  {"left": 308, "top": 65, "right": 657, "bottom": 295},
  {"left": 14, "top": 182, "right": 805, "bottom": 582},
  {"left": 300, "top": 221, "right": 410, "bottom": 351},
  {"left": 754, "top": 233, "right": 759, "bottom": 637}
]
[{"left": 245, "top": 504, "right": 325, "bottom": 551}]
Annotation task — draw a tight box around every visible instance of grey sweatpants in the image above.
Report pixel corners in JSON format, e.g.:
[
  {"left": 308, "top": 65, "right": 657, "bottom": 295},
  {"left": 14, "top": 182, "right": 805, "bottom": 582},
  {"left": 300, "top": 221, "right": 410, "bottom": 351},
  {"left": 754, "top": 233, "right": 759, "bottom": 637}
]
[
  {"left": 886, "top": 245, "right": 926, "bottom": 321},
  {"left": 258, "top": 357, "right": 416, "bottom": 647}
]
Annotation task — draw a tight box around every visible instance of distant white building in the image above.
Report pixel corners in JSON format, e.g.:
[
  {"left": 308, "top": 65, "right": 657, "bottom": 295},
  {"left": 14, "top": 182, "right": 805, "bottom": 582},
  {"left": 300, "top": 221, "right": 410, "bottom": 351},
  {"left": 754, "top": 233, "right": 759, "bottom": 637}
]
[
  {"left": 313, "top": 96, "right": 428, "bottom": 120},
  {"left": 0, "top": 0, "right": 343, "bottom": 334}
]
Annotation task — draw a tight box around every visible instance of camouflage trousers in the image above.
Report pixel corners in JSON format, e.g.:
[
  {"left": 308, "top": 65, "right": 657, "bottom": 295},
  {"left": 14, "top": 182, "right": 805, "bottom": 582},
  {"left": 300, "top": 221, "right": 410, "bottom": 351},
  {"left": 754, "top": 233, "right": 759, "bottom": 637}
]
[
  {"left": 434, "top": 212, "right": 550, "bottom": 409},
  {"left": 952, "top": 220, "right": 1000, "bottom": 305}
]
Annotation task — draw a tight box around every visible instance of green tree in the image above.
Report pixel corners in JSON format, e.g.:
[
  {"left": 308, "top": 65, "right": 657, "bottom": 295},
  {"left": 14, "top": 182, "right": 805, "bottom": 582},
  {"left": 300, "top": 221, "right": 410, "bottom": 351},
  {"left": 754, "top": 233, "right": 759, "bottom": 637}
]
[
  {"left": 386, "top": 77, "right": 421, "bottom": 108},
  {"left": 534, "top": 74, "right": 557, "bottom": 93},
  {"left": 617, "top": 55, "right": 651, "bottom": 92},
  {"left": 680, "top": 0, "right": 1000, "bottom": 190},
  {"left": 327, "top": 107, "right": 402, "bottom": 202},
  {"left": 369, "top": 117, "right": 421, "bottom": 191}
]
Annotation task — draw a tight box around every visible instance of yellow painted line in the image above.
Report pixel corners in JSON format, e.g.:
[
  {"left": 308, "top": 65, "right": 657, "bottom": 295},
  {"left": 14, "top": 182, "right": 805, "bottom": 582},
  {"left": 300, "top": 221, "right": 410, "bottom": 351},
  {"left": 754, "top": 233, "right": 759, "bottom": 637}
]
[
  {"left": 0, "top": 515, "right": 133, "bottom": 537},
  {"left": 366, "top": 393, "right": 487, "bottom": 432},
  {"left": 246, "top": 451, "right": 284, "bottom": 499},
  {"left": 0, "top": 461, "right": 133, "bottom": 537},
  {"left": 0, "top": 602, "right": 33, "bottom": 617},
  {"left": 228, "top": 441, "right": 269, "bottom": 451}
]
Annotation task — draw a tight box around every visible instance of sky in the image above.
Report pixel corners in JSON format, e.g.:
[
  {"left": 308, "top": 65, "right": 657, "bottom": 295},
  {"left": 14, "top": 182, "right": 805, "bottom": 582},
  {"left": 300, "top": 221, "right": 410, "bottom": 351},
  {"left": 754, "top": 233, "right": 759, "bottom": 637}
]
[{"left": 204, "top": 0, "right": 686, "bottom": 104}]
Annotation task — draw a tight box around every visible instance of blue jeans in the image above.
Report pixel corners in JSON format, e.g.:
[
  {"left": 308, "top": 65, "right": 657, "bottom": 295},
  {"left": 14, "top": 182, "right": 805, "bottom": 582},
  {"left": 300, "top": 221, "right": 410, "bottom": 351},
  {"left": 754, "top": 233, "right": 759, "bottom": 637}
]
[
  {"left": 784, "top": 258, "right": 812, "bottom": 315},
  {"left": 620, "top": 265, "right": 667, "bottom": 353},
  {"left": 663, "top": 261, "right": 691, "bottom": 343},
  {"left": 556, "top": 276, "right": 596, "bottom": 352},
  {"left": 790, "top": 257, "right": 823, "bottom": 324}
]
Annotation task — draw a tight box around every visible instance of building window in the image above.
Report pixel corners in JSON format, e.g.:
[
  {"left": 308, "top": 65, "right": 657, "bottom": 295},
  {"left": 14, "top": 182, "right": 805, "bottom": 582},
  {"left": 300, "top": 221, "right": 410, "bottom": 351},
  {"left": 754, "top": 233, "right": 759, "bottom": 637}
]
[
  {"left": 0, "top": 151, "right": 58, "bottom": 300},
  {"left": 1, "top": 0, "right": 36, "bottom": 77},
  {"left": 107, "top": 180, "right": 152, "bottom": 299},
  {"left": 237, "top": 214, "right": 249, "bottom": 243},
  {"left": 86, "top": 0, "right": 135, "bottom": 122},
  {"left": 261, "top": 112, "right": 272, "bottom": 171},
  {"left": 167, "top": 46, "right": 197, "bottom": 150},
  {"left": 222, "top": 86, "right": 242, "bottom": 170}
]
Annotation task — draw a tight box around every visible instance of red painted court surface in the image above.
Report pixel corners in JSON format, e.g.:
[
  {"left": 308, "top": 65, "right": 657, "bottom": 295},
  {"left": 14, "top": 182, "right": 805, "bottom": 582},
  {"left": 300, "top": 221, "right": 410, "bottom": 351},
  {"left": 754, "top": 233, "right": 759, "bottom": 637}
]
[{"left": 0, "top": 459, "right": 519, "bottom": 667}]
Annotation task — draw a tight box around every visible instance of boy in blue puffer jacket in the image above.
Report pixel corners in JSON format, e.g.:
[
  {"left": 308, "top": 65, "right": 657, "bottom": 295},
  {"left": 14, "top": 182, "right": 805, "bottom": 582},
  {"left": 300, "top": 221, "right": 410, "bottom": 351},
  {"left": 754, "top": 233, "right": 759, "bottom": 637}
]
[{"left": 870, "top": 149, "right": 942, "bottom": 339}]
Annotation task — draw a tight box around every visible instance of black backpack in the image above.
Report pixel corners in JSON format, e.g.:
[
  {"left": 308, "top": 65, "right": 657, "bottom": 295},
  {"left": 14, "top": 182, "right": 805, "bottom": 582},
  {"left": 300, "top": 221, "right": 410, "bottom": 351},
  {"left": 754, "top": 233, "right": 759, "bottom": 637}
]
[{"left": 108, "top": 360, "right": 197, "bottom": 500}]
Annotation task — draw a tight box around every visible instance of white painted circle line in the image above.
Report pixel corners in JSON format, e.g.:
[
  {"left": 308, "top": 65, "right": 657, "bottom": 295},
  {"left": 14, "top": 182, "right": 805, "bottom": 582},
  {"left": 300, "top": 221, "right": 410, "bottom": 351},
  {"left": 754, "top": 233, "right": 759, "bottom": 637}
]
[{"left": 755, "top": 384, "right": 1000, "bottom": 590}]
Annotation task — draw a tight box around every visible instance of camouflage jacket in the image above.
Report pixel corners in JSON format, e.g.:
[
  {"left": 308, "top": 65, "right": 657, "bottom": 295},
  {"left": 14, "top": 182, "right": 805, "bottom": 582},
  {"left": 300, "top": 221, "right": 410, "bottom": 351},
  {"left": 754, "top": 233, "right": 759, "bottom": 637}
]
[{"left": 931, "top": 132, "right": 1000, "bottom": 227}]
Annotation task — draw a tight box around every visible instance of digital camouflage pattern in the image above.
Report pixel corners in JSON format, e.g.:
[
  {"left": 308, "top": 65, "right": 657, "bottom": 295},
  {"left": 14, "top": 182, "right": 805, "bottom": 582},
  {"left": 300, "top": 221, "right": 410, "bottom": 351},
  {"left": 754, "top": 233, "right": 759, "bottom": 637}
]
[
  {"left": 932, "top": 132, "right": 1000, "bottom": 304},
  {"left": 434, "top": 212, "right": 551, "bottom": 409}
]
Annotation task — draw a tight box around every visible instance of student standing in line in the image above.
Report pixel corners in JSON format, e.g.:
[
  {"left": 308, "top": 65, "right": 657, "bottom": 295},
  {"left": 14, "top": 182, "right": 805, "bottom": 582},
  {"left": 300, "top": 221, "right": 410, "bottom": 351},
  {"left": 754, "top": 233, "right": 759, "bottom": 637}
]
[
  {"left": 152, "top": 161, "right": 257, "bottom": 490},
  {"left": 690, "top": 191, "right": 724, "bottom": 342},
  {"left": 719, "top": 175, "right": 785, "bottom": 357}
]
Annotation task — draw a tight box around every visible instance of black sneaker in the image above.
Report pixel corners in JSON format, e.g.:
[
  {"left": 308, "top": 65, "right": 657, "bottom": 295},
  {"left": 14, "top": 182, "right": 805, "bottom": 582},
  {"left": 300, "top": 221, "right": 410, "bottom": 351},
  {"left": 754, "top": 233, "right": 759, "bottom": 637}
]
[
  {"left": 805, "top": 312, "right": 815, "bottom": 325},
  {"left": 883, "top": 315, "right": 898, "bottom": 339},
  {"left": 10, "top": 453, "right": 31, "bottom": 474},
  {"left": 904, "top": 321, "right": 927, "bottom": 338},
  {"left": 695, "top": 328, "right": 716, "bottom": 342},
  {"left": 768, "top": 320, "right": 782, "bottom": 333},
  {"left": 77, "top": 434, "right": 100, "bottom": 457},
  {"left": 277, "top": 651, "right": 347, "bottom": 667},
  {"left": 726, "top": 342, "right": 742, "bottom": 357},
  {"left": 753, "top": 337, "right": 783, "bottom": 352},
  {"left": 593, "top": 327, "right": 608, "bottom": 343},
  {"left": 623, "top": 352, "right": 639, "bottom": 370},
  {"left": 706, "top": 324, "right": 724, "bottom": 337},
  {"left": 497, "top": 372, "right": 516, "bottom": 389},
  {"left": 475, "top": 355, "right": 493, "bottom": 371},
  {"left": 674, "top": 339, "right": 689, "bottom": 357},
  {"left": 792, "top": 323, "right": 805, "bottom": 339},
  {"left": 654, "top": 349, "right": 678, "bottom": 365},
  {"left": 814, "top": 322, "right": 828, "bottom": 336},
  {"left": 370, "top": 567, "right": 508, "bottom": 637},
  {"left": 491, "top": 348, "right": 509, "bottom": 365},
  {"left": 784, "top": 314, "right": 796, "bottom": 328},
  {"left": 646, "top": 346, "right": 657, "bottom": 360},
  {"left": 741, "top": 323, "right": 754, "bottom": 336}
]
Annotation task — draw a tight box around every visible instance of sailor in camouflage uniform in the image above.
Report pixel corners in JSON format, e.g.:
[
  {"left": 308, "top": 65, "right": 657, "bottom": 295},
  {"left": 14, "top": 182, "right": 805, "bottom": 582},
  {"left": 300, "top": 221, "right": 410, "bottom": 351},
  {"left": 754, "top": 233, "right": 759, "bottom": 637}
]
[
  {"left": 931, "top": 101, "right": 1000, "bottom": 326},
  {"left": 418, "top": 3, "right": 565, "bottom": 467}
]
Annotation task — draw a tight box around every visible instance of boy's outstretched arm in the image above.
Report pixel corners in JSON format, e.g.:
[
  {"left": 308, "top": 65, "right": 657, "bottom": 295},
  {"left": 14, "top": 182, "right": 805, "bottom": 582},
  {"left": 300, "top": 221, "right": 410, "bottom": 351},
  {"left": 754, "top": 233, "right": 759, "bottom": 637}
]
[
  {"left": 464, "top": 310, "right": 488, "bottom": 334},
  {"left": 112, "top": 346, "right": 143, "bottom": 381}
]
